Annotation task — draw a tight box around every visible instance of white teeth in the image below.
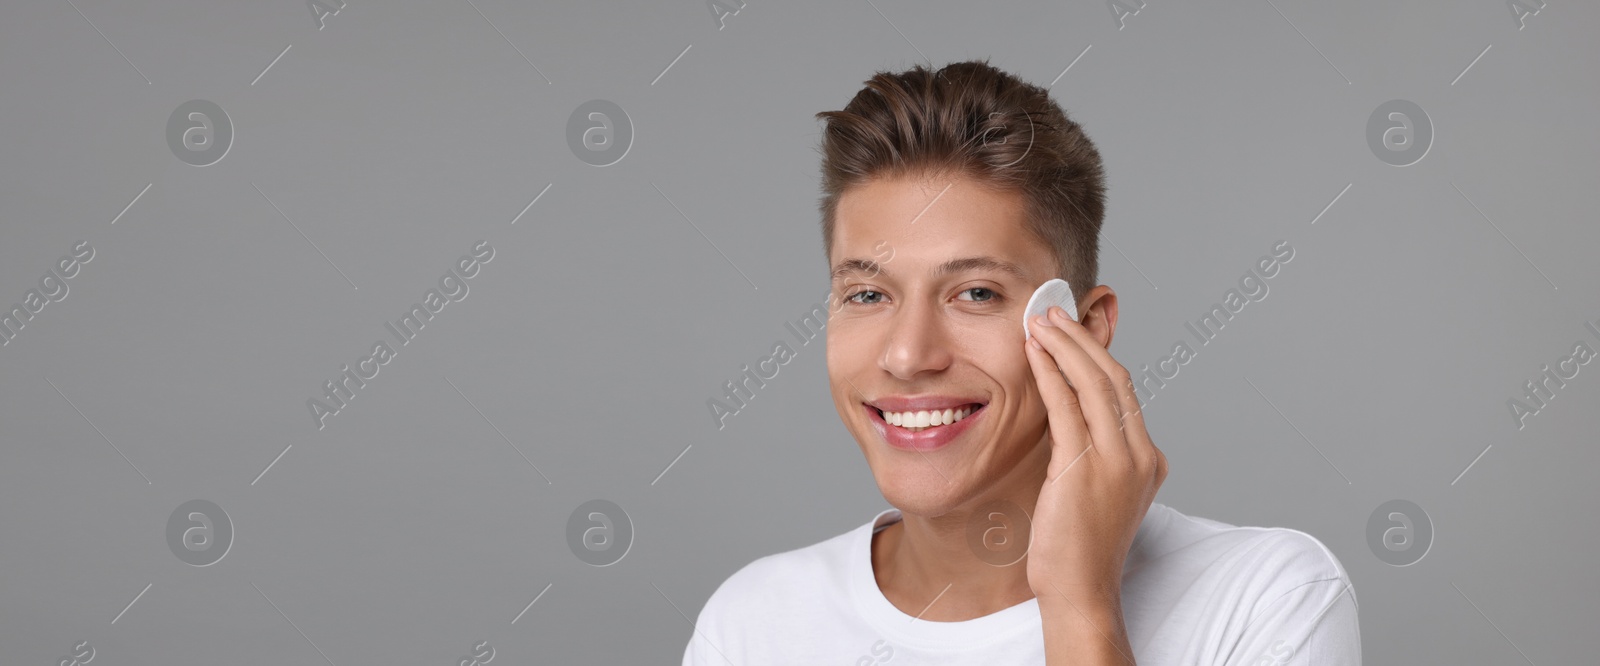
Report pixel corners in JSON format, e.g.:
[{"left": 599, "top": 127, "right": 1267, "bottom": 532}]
[{"left": 879, "top": 405, "right": 978, "bottom": 430}]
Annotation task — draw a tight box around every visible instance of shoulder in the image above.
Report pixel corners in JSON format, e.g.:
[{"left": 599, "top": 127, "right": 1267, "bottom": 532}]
[
  {"left": 1151, "top": 504, "right": 1349, "bottom": 576},
  {"left": 1139, "top": 505, "right": 1362, "bottom": 661},
  {"left": 682, "top": 517, "right": 881, "bottom": 664},
  {"left": 1144, "top": 504, "right": 1357, "bottom": 617},
  {"left": 692, "top": 520, "right": 860, "bottom": 628}
]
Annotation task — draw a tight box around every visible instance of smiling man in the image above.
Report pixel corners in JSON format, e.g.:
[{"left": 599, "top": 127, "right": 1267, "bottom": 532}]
[{"left": 682, "top": 59, "right": 1360, "bottom": 665}]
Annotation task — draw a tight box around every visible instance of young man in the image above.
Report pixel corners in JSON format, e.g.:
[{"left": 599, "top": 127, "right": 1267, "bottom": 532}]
[{"left": 682, "top": 60, "right": 1360, "bottom": 665}]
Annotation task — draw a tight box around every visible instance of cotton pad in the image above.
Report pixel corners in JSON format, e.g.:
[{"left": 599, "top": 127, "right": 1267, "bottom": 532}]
[{"left": 1023, "top": 278, "right": 1078, "bottom": 340}]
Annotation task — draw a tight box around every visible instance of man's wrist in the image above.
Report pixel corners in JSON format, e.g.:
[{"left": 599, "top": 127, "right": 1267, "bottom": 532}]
[
  {"left": 1038, "top": 589, "right": 1121, "bottom": 625},
  {"left": 1033, "top": 575, "right": 1122, "bottom": 608},
  {"left": 1037, "top": 583, "right": 1134, "bottom": 665}
]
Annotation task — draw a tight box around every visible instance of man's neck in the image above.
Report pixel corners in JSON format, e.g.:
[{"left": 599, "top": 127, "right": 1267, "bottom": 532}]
[{"left": 870, "top": 443, "right": 1051, "bottom": 621}]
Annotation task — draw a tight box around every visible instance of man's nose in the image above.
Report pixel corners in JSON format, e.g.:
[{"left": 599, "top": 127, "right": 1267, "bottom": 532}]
[{"left": 879, "top": 297, "right": 954, "bottom": 380}]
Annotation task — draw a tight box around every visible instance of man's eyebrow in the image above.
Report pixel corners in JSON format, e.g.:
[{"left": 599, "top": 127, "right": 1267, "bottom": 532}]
[
  {"left": 830, "top": 256, "right": 1030, "bottom": 281},
  {"left": 935, "top": 256, "right": 1031, "bottom": 281},
  {"left": 831, "top": 258, "right": 883, "bottom": 280}
]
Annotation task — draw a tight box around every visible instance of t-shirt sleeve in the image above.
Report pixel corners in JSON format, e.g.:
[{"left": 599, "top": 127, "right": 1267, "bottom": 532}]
[{"left": 1223, "top": 533, "right": 1362, "bottom": 665}]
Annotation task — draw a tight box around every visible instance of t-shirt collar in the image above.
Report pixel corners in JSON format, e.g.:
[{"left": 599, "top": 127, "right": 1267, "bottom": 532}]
[{"left": 847, "top": 507, "right": 1044, "bottom": 650}]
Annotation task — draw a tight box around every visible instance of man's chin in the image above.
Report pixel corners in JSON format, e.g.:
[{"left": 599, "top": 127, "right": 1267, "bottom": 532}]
[{"left": 869, "top": 464, "right": 973, "bottom": 517}]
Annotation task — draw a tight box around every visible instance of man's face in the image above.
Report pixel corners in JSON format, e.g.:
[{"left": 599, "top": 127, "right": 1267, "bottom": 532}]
[{"left": 827, "top": 173, "right": 1060, "bottom": 517}]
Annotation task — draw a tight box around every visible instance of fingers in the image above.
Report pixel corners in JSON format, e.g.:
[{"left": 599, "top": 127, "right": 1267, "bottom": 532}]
[
  {"left": 1040, "top": 306, "right": 1165, "bottom": 484},
  {"left": 1023, "top": 332, "right": 1094, "bottom": 471},
  {"left": 1029, "top": 311, "right": 1132, "bottom": 468},
  {"left": 1046, "top": 307, "right": 1152, "bottom": 439}
]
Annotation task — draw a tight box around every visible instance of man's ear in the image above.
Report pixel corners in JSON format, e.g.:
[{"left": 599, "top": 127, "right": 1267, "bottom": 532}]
[{"left": 1077, "top": 285, "right": 1119, "bottom": 349}]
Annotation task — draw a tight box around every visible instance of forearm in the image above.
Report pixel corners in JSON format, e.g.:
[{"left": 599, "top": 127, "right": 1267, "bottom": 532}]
[{"left": 1038, "top": 585, "right": 1136, "bottom": 666}]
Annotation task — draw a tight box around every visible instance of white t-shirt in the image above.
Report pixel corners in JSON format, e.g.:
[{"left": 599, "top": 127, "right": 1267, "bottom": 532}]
[{"left": 681, "top": 502, "right": 1360, "bottom": 665}]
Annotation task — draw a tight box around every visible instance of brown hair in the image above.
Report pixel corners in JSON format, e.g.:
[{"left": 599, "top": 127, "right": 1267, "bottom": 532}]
[{"left": 814, "top": 58, "right": 1107, "bottom": 303}]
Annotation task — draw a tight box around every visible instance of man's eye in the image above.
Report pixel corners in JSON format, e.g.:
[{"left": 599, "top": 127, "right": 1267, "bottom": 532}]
[
  {"left": 958, "top": 287, "right": 999, "bottom": 302},
  {"left": 848, "top": 290, "right": 885, "bottom": 305}
]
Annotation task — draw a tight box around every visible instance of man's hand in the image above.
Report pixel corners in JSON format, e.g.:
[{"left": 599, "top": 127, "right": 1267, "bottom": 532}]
[{"left": 1023, "top": 305, "right": 1168, "bottom": 664}]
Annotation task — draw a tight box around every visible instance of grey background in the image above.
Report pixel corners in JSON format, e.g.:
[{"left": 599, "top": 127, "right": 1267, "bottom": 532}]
[{"left": 2, "top": 0, "right": 1595, "bottom": 663}]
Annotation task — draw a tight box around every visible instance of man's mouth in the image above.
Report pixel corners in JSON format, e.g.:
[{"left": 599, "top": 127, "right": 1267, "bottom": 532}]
[{"left": 874, "top": 403, "right": 985, "bottom": 432}]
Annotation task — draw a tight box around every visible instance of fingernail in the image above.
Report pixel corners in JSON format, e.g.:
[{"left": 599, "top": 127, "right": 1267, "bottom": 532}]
[{"left": 1034, "top": 315, "right": 1053, "bottom": 328}]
